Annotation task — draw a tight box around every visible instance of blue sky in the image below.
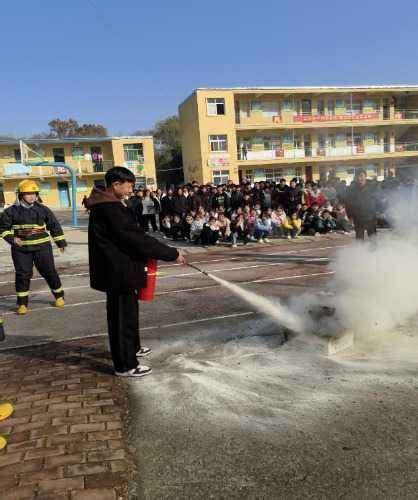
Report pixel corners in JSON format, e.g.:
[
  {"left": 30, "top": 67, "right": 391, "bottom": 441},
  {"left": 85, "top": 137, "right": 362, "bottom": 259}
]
[{"left": 1, "top": 0, "right": 417, "bottom": 136}]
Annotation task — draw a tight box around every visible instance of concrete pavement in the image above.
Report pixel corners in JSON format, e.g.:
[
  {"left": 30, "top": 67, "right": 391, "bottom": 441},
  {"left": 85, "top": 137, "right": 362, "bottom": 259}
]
[{"left": 1, "top": 237, "right": 417, "bottom": 499}]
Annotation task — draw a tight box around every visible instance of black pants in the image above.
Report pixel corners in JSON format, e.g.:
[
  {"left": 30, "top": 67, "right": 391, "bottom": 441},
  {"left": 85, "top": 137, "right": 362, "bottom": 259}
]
[
  {"left": 142, "top": 214, "right": 158, "bottom": 232},
  {"left": 12, "top": 245, "right": 63, "bottom": 305},
  {"left": 354, "top": 219, "right": 377, "bottom": 240},
  {"left": 106, "top": 290, "right": 141, "bottom": 373}
]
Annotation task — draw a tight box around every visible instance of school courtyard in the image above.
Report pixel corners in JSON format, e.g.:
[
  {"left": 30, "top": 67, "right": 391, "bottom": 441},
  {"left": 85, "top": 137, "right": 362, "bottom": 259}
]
[{"left": 0, "top": 231, "right": 416, "bottom": 499}]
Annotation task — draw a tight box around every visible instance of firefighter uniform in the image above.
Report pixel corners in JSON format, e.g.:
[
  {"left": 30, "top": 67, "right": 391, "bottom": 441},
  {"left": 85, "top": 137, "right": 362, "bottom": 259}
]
[{"left": 0, "top": 180, "right": 67, "bottom": 314}]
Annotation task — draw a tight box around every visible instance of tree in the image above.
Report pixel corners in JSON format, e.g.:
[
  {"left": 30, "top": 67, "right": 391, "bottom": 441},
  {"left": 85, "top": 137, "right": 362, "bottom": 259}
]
[
  {"left": 48, "top": 118, "right": 79, "bottom": 138},
  {"left": 46, "top": 118, "right": 108, "bottom": 138},
  {"left": 134, "top": 115, "right": 183, "bottom": 186}
]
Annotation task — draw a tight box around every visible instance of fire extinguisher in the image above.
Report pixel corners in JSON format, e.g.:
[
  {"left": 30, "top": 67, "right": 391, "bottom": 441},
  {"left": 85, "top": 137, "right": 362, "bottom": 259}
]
[{"left": 138, "top": 259, "right": 158, "bottom": 302}]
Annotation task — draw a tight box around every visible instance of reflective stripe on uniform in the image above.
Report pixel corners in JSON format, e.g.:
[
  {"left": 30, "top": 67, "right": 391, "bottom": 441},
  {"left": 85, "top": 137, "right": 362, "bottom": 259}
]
[
  {"left": 52, "top": 287, "right": 63, "bottom": 293},
  {"left": 20, "top": 237, "right": 51, "bottom": 246},
  {"left": 1, "top": 230, "right": 14, "bottom": 238},
  {"left": 16, "top": 291, "right": 29, "bottom": 297},
  {"left": 12, "top": 224, "right": 46, "bottom": 230},
  {"left": 53, "top": 235, "right": 66, "bottom": 242}
]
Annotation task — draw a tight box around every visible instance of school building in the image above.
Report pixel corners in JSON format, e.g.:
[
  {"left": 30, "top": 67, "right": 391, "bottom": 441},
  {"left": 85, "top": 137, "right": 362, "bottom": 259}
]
[
  {"left": 0, "top": 136, "right": 156, "bottom": 208},
  {"left": 178, "top": 86, "right": 418, "bottom": 185}
]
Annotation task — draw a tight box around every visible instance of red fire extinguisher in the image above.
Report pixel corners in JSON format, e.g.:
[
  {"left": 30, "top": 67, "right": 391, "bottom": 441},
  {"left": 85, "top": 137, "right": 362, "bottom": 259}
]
[{"left": 138, "top": 259, "right": 157, "bottom": 302}]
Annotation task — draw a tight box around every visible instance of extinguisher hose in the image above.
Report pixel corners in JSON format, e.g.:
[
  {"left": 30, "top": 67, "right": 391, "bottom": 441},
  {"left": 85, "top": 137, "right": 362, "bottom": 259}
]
[{"left": 187, "top": 262, "right": 210, "bottom": 278}]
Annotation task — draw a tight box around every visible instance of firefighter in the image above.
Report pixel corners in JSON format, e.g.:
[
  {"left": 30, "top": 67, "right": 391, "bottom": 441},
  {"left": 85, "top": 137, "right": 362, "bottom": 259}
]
[{"left": 0, "top": 180, "right": 67, "bottom": 315}]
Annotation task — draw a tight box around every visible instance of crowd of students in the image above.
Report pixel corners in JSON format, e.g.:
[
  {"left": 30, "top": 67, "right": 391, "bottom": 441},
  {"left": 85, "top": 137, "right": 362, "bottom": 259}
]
[{"left": 125, "top": 178, "right": 359, "bottom": 247}]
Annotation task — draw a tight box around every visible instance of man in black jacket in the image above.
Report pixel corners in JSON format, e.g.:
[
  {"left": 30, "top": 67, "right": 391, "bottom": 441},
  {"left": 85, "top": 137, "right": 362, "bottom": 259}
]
[
  {"left": 345, "top": 170, "right": 380, "bottom": 240},
  {"left": 87, "top": 167, "right": 185, "bottom": 377}
]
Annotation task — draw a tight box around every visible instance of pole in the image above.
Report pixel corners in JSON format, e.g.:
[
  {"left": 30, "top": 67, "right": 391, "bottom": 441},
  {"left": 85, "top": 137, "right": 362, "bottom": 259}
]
[
  {"left": 69, "top": 167, "right": 78, "bottom": 228},
  {"left": 350, "top": 92, "right": 354, "bottom": 156},
  {"left": 32, "top": 162, "right": 79, "bottom": 227}
]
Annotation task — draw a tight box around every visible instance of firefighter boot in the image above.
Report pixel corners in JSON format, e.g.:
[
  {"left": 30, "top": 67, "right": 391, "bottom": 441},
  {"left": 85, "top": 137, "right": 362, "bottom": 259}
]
[
  {"left": 0, "top": 403, "right": 13, "bottom": 421},
  {"left": 17, "top": 305, "right": 28, "bottom": 315},
  {"left": 0, "top": 403, "right": 13, "bottom": 451},
  {"left": 0, "top": 436, "right": 7, "bottom": 450},
  {"left": 55, "top": 297, "right": 65, "bottom": 308}
]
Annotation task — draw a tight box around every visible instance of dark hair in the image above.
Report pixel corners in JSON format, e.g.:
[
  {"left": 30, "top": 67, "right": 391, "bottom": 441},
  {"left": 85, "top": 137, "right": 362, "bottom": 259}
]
[
  {"left": 357, "top": 169, "right": 367, "bottom": 177},
  {"left": 105, "top": 166, "right": 135, "bottom": 187}
]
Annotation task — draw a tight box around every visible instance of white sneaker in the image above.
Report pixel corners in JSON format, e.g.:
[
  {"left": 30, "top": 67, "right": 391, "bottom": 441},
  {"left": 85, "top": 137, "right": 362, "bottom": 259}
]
[
  {"left": 231, "top": 244, "right": 238, "bottom": 248},
  {"left": 264, "top": 238, "right": 270, "bottom": 243},
  {"left": 136, "top": 347, "right": 151, "bottom": 357},
  {"left": 115, "top": 366, "right": 152, "bottom": 378},
  {"left": 258, "top": 239, "right": 264, "bottom": 243},
  {"left": 287, "top": 235, "right": 291, "bottom": 240}
]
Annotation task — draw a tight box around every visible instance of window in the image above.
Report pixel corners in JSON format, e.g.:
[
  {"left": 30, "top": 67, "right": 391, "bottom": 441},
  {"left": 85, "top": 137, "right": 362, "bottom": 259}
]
[
  {"left": 281, "top": 100, "right": 293, "bottom": 112},
  {"left": 302, "top": 99, "right": 312, "bottom": 115},
  {"left": 262, "top": 102, "right": 279, "bottom": 117},
  {"left": 327, "top": 100, "right": 335, "bottom": 115},
  {"left": 318, "top": 135, "right": 326, "bottom": 148},
  {"left": 72, "top": 146, "right": 84, "bottom": 159},
  {"left": 245, "top": 169, "right": 254, "bottom": 182},
  {"left": 123, "top": 143, "right": 143, "bottom": 162},
  {"left": 212, "top": 170, "right": 229, "bottom": 185},
  {"left": 250, "top": 101, "right": 262, "bottom": 112},
  {"left": 209, "top": 135, "right": 228, "bottom": 152},
  {"left": 265, "top": 168, "right": 284, "bottom": 182},
  {"left": 294, "top": 135, "right": 302, "bottom": 149},
  {"left": 14, "top": 149, "right": 21, "bottom": 162},
  {"left": 53, "top": 148, "right": 65, "bottom": 163},
  {"left": 207, "top": 98, "right": 225, "bottom": 116},
  {"left": 351, "top": 100, "right": 363, "bottom": 115},
  {"left": 317, "top": 100, "right": 325, "bottom": 115},
  {"left": 135, "top": 177, "right": 147, "bottom": 188},
  {"left": 328, "top": 134, "right": 336, "bottom": 148},
  {"left": 372, "top": 133, "right": 380, "bottom": 145}
]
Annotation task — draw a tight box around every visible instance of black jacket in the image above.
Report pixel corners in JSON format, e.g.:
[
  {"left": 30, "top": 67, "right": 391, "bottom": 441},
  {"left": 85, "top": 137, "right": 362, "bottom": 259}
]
[
  {"left": 345, "top": 181, "right": 380, "bottom": 222},
  {"left": 172, "top": 195, "right": 188, "bottom": 216},
  {"left": 0, "top": 201, "right": 66, "bottom": 252},
  {"left": 87, "top": 188, "right": 178, "bottom": 293},
  {"left": 161, "top": 195, "right": 175, "bottom": 216}
]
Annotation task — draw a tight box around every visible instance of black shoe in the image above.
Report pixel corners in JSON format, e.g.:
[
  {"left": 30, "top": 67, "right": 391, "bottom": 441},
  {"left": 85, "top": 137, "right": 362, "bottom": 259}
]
[
  {"left": 115, "top": 365, "right": 152, "bottom": 378},
  {"left": 136, "top": 347, "right": 151, "bottom": 357}
]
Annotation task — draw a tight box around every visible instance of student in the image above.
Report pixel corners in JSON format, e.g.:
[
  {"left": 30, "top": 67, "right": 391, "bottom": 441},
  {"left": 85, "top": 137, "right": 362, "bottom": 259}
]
[
  {"left": 231, "top": 214, "right": 249, "bottom": 247},
  {"left": 170, "top": 214, "right": 184, "bottom": 241},
  {"left": 282, "top": 212, "right": 302, "bottom": 239},
  {"left": 87, "top": 167, "right": 185, "bottom": 377},
  {"left": 255, "top": 213, "right": 272, "bottom": 243},
  {"left": 322, "top": 210, "right": 337, "bottom": 233},
  {"left": 200, "top": 217, "right": 220, "bottom": 245}
]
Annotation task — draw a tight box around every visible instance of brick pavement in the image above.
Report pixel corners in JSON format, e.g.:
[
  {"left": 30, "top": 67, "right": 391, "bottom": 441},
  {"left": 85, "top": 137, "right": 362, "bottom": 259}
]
[{"left": 0, "top": 337, "right": 136, "bottom": 499}]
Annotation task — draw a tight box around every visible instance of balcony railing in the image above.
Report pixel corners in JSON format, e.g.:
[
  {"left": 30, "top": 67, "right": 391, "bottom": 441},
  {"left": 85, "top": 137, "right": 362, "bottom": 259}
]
[
  {"left": 292, "top": 111, "right": 380, "bottom": 123},
  {"left": 237, "top": 142, "right": 418, "bottom": 161},
  {"left": 0, "top": 159, "right": 114, "bottom": 177},
  {"left": 394, "top": 109, "right": 418, "bottom": 120}
]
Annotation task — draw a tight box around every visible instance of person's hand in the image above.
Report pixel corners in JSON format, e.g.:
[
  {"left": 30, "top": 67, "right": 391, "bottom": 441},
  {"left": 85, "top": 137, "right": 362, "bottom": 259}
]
[
  {"left": 176, "top": 253, "right": 186, "bottom": 265},
  {"left": 59, "top": 247, "right": 65, "bottom": 253},
  {"left": 13, "top": 237, "right": 23, "bottom": 247}
]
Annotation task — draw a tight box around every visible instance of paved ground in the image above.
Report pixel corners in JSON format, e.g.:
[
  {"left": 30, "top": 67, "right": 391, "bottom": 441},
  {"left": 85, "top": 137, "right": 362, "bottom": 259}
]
[
  {"left": 0, "top": 338, "right": 135, "bottom": 500},
  {"left": 0, "top": 233, "right": 417, "bottom": 499}
]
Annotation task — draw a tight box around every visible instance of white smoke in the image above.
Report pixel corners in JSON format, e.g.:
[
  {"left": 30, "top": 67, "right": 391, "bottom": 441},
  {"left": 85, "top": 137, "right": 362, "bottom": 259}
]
[{"left": 206, "top": 185, "right": 418, "bottom": 347}]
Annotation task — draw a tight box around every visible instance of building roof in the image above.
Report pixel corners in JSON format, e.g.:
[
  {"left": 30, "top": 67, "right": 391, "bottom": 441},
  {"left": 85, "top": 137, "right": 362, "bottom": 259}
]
[
  {"left": 0, "top": 136, "right": 153, "bottom": 146},
  {"left": 195, "top": 85, "right": 418, "bottom": 92},
  {"left": 179, "top": 85, "right": 418, "bottom": 108}
]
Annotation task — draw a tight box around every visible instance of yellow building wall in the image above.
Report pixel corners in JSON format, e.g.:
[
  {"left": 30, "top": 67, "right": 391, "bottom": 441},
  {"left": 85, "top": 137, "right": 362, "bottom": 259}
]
[
  {"left": 195, "top": 89, "right": 238, "bottom": 184},
  {"left": 0, "top": 137, "right": 157, "bottom": 207},
  {"left": 179, "top": 93, "right": 204, "bottom": 184},
  {"left": 180, "top": 87, "right": 418, "bottom": 185},
  {"left": 111, "top": 137, "right": 156, "bottom": 187}
]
